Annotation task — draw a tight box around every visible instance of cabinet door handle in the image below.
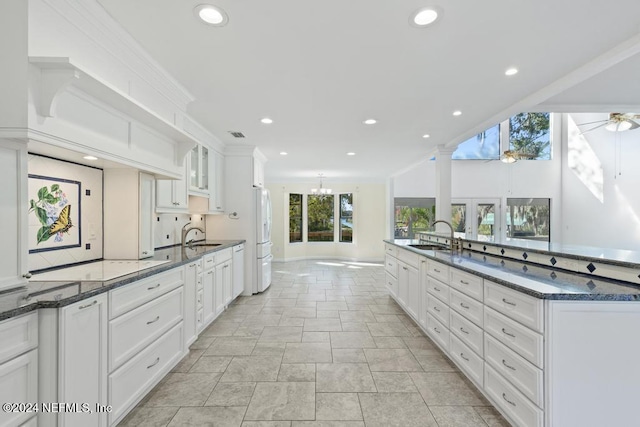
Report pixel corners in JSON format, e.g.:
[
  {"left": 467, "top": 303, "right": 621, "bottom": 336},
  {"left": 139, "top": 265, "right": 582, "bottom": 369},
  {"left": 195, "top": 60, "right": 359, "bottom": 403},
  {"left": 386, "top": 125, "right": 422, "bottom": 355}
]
[
  {"left": 142, "top": 251, "right": 148, "bottom": 255},
  {"left": 433, "top": 287, "right": 441, "bottom": 292},
  {"left": 433, "top": 268, "right": 440, "bottom": 273},
  {"left": 502, "top": 328, "right": 516, "bottom": 338},
  {"left": 460, "top": 280, "right": 469, "bottom": 285},
  {"left": 79, "top": 300, "right": 98, "bottom": 310},
  {"left": 147, "top": 357, "right": 160, "bottom": 369},
  {"left": 459, "top": 327, "right": 469, "bottom": 335},
  {"left": 502, "top": 393, "right": 516, "bottom": 407},
  {"left": 502, "top": 298, "right": 517, "bottom": 306},
  {"left": 433, "top": 327, "right": 441, "bottom": 334},
  {"left": 189, "top": 263, "right": 197, "bottom": 267},
  {"left": 402, "top": 266, "right": 408, "bottom": 271},
  {"left": 207, "top": 271, "right": 213, "bottom": 275},
  {"left": 217, "top": 206, "right": 222, "bottom": 209},
  {"left": 502, "top": 359, "right": 516, "bottom": 371},
  {"left": 148, "top": 284, "right": 161, "bottom": 290},
  {"left": 460, "top": 353, "right": 469, "bottom": 362},
  {"left": 459, "top": 302, "right": 470, "bottom": 309},
  {"left": 146, "top": 316, "right": 160, "bottom": 325},
  {"left": 433, "top": 306, "right": 440, "bottom": 312},
  {"left": 22, "top": 273, "right": 32, "bottom": 279},
  {"left": 388, "top": 263, "right": 392, "bottom": 267}
]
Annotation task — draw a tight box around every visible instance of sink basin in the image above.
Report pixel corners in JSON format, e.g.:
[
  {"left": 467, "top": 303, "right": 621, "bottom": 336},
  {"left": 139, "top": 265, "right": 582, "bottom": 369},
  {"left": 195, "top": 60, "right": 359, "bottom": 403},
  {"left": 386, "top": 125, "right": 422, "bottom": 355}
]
[
  {"left": 188, "top": 243, "right": 222, "bottom": 248},
  {"left": 408, "top": 244, "right": 448, "bottom": 251}
]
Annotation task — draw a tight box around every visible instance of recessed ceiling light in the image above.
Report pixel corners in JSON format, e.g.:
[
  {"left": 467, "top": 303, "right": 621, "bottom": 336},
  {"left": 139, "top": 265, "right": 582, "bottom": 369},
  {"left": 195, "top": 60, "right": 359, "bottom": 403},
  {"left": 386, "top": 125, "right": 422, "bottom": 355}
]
[
  {"left": 261, "top": 117, "right": 273, "bottom": 124},
  {"left": 347, "top": 152, "right": 356, "bottom": 156},
  {"left": 422, "top": 134, "right": 430, "bottom": 139},
  {"left": 83, "top": 155, "right": 98, "bottom": 161},
  {"left": 410, "top": 8, "right": 440, "bottom": 27},
  {"left": 280, "top": 152, "right": 288, "bottom": 155},
  {"left": 453, "top": 110, "right": 462, "bottom": 116},
  {"left": 195, "top": 4, "right": 228, "bottom": 26},
  {"left": 363, "top": 119, "right": 377, "bottom": 125},
  {"left": 505, "top": 67, "right": 519, "bottom": 76}
]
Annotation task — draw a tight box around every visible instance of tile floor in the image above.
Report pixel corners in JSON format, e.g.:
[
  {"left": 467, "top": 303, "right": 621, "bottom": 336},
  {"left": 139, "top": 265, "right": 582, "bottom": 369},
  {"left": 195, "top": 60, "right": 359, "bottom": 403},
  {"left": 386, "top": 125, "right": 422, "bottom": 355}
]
[{"left": 119, "top": 260, "right": 510, "bottom": 427}]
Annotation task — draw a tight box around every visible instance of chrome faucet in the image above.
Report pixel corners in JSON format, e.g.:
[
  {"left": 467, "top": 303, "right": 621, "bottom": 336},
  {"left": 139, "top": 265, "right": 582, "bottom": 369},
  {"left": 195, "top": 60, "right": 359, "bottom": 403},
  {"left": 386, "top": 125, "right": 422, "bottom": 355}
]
[
  {"left": 181, "top": 222, "right": 205, "bottom": 247},
  {"left": 431, "top": 220, "right": 458, "bottom": 253}
]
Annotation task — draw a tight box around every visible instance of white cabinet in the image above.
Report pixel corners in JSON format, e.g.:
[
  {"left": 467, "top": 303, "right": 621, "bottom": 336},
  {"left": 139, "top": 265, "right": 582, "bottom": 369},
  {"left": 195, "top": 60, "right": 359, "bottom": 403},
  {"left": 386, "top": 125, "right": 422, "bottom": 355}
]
[
  {"left": 156, "top": 164, "right": 189, "bottom": 213},
  {"left": 215, "top": 249, "right": 233, "bottom": 315},
  {"left": 398, "top": 261, "right": 419, "bottom": 319},
  {"left": 252, "top": 155, "right": 264, "bottom": 188},
  {"left": 104, "top": 170, "right": 155, "bottom": 259},
  {"left": 202, "top": 260, "right": 215, "bottom": 327},
  {"left": 0, "top": 313, "right": 38, "bottom": 427},
  {"left": 59, "top": 294, "right": 108, "bottom": 427},
  {"left": 189, "top": 144, "right": 209, "bottom": 196},
  {"left": 232, "top": 244, "right": 245, "bottom": 298},
  {"left": 0, "top": 140, "right": 28, "bottom": 291},
  {"left": 183, "top": 261, "right": 200, "bottom": 347},
  {"left": 208, "top": 150, "right": 225, "bottom": 213}
]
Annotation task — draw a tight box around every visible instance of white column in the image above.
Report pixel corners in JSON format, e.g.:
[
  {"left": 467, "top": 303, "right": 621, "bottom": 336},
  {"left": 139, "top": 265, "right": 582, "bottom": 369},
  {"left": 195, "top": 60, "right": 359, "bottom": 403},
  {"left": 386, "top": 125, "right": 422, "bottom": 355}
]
[
  {"left": 0, "top": 0, "right": 28, "bottom": 129},
  {"left": 434, "top": 145, "right": 456, "bottom": 233}
]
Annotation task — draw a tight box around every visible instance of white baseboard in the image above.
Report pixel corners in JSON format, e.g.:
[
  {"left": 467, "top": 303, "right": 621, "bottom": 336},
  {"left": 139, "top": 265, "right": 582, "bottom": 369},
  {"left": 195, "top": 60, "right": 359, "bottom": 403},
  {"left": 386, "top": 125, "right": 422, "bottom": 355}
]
[{"left": 272, "top": 256, "right": 384, "bottom": 264}]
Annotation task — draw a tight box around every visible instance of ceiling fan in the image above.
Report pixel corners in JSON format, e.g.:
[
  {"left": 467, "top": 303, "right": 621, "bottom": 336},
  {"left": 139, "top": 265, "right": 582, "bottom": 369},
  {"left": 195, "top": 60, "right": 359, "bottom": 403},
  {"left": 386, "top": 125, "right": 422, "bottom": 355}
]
[{"left": 578, "top": 113, "right": 640, "bottom": 134}]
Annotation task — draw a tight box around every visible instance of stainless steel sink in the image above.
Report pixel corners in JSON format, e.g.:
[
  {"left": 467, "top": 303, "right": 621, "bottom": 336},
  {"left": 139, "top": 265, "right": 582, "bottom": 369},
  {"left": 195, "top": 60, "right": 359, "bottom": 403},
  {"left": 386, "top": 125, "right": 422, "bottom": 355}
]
[
  {"left": 189, "top": 243, "right": 222, "bottom": 247},
  {"left": 408, "top": 244, "right": 447, "bottom": 251}
]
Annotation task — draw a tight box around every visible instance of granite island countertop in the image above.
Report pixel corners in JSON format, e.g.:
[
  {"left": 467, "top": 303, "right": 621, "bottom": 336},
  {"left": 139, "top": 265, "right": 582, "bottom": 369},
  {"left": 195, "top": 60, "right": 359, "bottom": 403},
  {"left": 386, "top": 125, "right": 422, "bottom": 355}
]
[
  {"left": 385, "top": 239, "right": 640, "bottom": 301},
  {"left": 0, "top": 240, "right": 244, "bottom": 321}
]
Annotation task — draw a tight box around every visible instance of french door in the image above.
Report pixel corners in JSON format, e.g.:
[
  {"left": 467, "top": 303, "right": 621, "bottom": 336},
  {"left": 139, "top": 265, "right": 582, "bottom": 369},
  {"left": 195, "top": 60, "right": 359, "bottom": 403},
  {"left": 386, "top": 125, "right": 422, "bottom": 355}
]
[{"left": 451, "top": 199, "right": 501, "bottom": 242}]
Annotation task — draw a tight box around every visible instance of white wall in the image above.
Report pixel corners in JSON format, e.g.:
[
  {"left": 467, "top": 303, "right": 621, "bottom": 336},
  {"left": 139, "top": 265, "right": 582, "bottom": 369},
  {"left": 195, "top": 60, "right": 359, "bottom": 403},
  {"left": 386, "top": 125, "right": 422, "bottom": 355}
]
[
  {"left": 561, "top": 113, "right": 640, "bottom": 250},
  {"left": 268, "top": 182, "right": 387, "bottom": 262}
]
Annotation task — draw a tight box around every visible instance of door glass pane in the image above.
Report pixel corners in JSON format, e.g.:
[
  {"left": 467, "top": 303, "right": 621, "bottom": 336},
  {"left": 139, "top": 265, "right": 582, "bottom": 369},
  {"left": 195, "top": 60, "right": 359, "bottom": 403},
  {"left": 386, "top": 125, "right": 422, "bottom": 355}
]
[
  {"left": 201, "top": 147, "right": 209, "bottom": 191},
  {"left": 339, "top": 193, "right": 353, "bottom": 243},
  {"left": 289, "top": 194, "right": 302, "bottom": 243},
  {"left": 190, "top": 146, "right": 199, "bottom": 188},
  {"left": 451, "top": 204, "right": 467, "bottom": 238},
  {"left": 476, "top": 204, "right": 495, "bottom": 242},
  {"left": 506, "top": 198, "right": 550, "bottom": 242},
  {"left": 393, "top": 198, "right": 435, "bottom": 239}
]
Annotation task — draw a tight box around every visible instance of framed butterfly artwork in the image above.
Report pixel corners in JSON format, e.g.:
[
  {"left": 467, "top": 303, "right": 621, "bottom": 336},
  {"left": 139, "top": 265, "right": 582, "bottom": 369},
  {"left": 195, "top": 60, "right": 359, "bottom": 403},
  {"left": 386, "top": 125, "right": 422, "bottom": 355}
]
[{"left": 28, "top": 174, "right": 81, "bottom": 253}]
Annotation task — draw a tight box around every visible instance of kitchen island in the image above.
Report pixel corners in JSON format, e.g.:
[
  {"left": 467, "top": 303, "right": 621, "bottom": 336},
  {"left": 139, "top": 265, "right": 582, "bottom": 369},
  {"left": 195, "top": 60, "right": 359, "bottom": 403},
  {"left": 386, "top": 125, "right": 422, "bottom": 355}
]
[{"left": 384, "top": 239, "right": 640, "bottom": 427}]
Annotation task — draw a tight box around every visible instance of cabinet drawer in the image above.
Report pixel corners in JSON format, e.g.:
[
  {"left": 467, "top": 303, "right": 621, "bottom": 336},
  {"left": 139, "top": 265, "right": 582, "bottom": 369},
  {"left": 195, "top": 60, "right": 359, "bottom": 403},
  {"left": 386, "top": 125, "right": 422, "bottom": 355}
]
[
  {"left": 110, "top": 268, "right": 183, "bottom": 319},
  {"left": 426, "top": 293, "right": 449, "bottom": 327},
  {"left": 110, "top": 288, "right": 183, "bottom": 371},
  {"left": 0, "top": 312, "right": 37, "bottom": 364},
  {"left": 485, "top": 364, "right": 543, "bottom": 427},
  {"left": 109, "top": 322, "right": 184, "bottom": 426},
  {"left": 385, "top": 243, "right": 398, "bottom": 257},
  {"left": 385, "top": 255, "right": 398, "bottom": 278},
  {"left": 450, "top": 289, "right": 483, "bottom": 327},
  {"left": 0, "top": 349, "right": 38, "bottom": 427},
  {"left": 450, "top": 310, "right": 483, "bottom": 356},
  {"left": 385, "top": 272, "right": 398, "bottom": 297},
  {"left": 203, "top": 253, "right": 216, "bottom": 270},
  {"left": 426, "top": 260, "right": 449, "bottom": 284},
  {"left": 484, "top": 307, "right": 543, "bottom": 368},
  {"left": 426, "top": 313, "right": 449, "bottom": 353},
  {"left": 397, "top": 249, "right": 420, "bottom": 269},
  {"left": 485, "top": 281, "right": 543, "bottom": 333},
  {"left": 450, "top": 269, "right": 483, "bottom": 302},
  {"left": 485, "top": 333, "right": 543, "bottom": 408},
  {"left": 450, "top": 334, "right": 483, "bottom": 387},
  {"left": 426, "top": 277, "right": 449, "bottom": 304}
]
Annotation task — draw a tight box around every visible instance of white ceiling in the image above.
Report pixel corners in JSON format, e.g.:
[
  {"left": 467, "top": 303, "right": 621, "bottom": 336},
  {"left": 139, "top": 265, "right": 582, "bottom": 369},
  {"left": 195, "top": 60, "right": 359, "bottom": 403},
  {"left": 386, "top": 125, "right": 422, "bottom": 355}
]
[{"left": 98, "top": 0, "right": 640, "bottom": 183}]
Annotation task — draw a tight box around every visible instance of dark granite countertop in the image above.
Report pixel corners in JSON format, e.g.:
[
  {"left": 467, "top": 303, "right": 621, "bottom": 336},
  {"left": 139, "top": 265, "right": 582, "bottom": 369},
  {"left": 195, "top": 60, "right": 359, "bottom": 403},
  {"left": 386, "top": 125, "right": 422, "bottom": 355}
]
[
  {"left": 0, "top": 240, "right": 244, "bottom": 321},
  {"left": 385, "top": 239, "right": 640, "bottom": 301}
]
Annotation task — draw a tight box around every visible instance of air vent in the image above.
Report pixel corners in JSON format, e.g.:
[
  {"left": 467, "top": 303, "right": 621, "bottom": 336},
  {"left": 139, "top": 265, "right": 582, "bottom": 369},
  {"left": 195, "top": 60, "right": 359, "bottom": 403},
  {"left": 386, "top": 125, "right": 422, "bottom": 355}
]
[{"left": 228, "top": 131, "right": 245, "bottom": 138}]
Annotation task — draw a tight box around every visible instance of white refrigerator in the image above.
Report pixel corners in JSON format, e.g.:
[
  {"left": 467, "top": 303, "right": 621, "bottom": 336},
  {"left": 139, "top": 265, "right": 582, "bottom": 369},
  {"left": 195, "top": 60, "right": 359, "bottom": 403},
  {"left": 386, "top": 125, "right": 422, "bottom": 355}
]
[{"left": 255, "top": 188, "right": 272, "bottom": 292}]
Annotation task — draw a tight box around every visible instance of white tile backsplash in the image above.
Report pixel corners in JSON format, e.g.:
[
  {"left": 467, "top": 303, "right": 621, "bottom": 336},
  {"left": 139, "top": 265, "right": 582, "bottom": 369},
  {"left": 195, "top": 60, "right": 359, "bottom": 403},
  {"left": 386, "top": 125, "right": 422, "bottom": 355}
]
[{"left": 153, "top": 213, "right": 206, "bottom": 248}]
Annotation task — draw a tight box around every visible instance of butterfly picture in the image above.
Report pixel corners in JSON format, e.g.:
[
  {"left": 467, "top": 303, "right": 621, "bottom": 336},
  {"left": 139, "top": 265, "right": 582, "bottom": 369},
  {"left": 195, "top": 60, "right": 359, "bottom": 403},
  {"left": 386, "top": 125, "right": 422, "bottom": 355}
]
[{"left": 49, "top": 205, "right": 73, "bottom": 235}]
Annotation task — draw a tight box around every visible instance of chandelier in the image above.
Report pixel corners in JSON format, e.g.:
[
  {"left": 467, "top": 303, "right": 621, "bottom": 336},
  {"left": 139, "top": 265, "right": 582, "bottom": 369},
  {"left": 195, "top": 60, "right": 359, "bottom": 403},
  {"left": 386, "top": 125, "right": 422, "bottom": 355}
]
[{"left": 311, "top": 174, "right": 332, "bottom": 194}]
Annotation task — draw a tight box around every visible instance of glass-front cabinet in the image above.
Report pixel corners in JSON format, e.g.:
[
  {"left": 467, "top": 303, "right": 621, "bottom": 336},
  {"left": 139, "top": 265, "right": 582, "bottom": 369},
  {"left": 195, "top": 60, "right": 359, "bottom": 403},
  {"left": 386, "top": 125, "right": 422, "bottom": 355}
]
[{"left": 189, "top": 144, "right": 209, "bottom": 196}]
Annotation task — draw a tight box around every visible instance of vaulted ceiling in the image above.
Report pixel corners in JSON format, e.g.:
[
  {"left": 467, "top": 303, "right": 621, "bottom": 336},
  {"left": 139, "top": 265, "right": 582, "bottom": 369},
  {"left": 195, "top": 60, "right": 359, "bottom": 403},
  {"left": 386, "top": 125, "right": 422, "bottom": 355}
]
[{"left": 98, "top": 0, "right": 640, "bottom": 182}]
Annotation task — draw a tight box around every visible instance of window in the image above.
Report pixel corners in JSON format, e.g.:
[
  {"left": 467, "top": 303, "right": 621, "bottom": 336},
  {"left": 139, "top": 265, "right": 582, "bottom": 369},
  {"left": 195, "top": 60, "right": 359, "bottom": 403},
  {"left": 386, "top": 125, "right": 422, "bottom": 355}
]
[
  {"left": 452, "top": 124, "right": 500, "bottom": 160},
  {"left": 451, "top": 204, "right": 467, "bottom": 237},
  {"left": 289, "top": 193, "right": 303, "bottom": 243},
  {"left": 394, "top": 198, "right": 436, "bottom": 239},
  {"left": 506, "top": 198, "right": 550, "bottom": 242},
  {"left": 339, "top": 193, "right": 353, "bottom": 243},
  {"left": 508, "top": 112, "right": 551, "bottom": 160},
  {"left": 307, "top": 194, "right": 334, "bottom": 242}
]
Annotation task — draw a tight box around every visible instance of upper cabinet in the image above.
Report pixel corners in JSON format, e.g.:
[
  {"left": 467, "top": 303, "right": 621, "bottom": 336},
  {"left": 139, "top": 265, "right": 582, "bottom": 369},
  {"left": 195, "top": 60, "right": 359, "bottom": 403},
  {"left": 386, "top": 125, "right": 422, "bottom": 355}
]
[
  {"left": 189, "top": 144, "right": 209, "bottom": 196},
  {"left": 209, "top": 150, "right": 225, "bottom": 213},
  {"left": 156, "top": 163, "right": 189, "bottom": 213},
  {"left": 253, "top": 155, "right": 265, "bottom": 188},
  {"left": 0, "top": 140, "right": 28, "bottom": 291}
]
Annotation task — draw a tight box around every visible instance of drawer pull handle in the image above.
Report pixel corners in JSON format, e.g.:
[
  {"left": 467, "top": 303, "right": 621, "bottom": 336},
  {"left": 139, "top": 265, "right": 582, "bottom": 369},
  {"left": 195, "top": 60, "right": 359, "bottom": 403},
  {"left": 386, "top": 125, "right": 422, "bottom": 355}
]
[
  {"left": 460, "top": 302, "right": 470, "bottom": 309},
  {"left": 208, "top": 271, "right": 213, "bottom": 275},
  {"left": 502, "top": 393, "right": 516, "bottom": 407},
  {"left": 147, "top": 357, "right": 160, "bottom": 369},
  {"left": 502, "top": 298, "right": 517, "bottom": 306},
  {"left": 388, "top": 263, "right": 392, "bottom": 267},
  {"left": 460, "top": 353, "right": 469, "bottom": 362},
  {"left": 502, "top": 359, "right": 516, "bottom": 371},
  {"left": 459, "top": 327, "right": 469, "bottom": 335},
  {"left": 402, "top": 266, "right": 408, "bottom": 271},
  {"left": 460, "top": 280, "right": 469, "bottom": 285},
  {"left": 189, "top": 263, "right": 197, "bottom": 267},
  {"left": 388, "top": 282, "right": 393, "bottom": 286},
  {"left": 433, "top": 306, "right": 440, "bottom": 312},
  {"left": 148, "top": 284, "right": 161, "bottom": 290},
  {"left": 433, "top": 268, "right": 441, "bottom": 273},
  {"left": 79, "top": 300, "right": 97, "bottom": 310},
  {"left": 147, "top": 316, "right": 160, "bottom": 325},
  {"left": 502, "top": 328, "right": 516, "bottom": 338},
  {"left": 434, "top": 327, "right": 441, "bottom": 334},
  {"left": 434, "top": 287, "right": 441, "bottom": 292}
]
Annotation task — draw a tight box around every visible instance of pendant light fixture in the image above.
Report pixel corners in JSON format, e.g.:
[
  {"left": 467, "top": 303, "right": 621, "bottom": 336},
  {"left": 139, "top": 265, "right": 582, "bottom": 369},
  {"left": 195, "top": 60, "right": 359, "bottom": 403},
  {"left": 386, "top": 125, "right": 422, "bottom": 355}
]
[{"left": 310, "top": 174, "right": 332, "bottom": 194}]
